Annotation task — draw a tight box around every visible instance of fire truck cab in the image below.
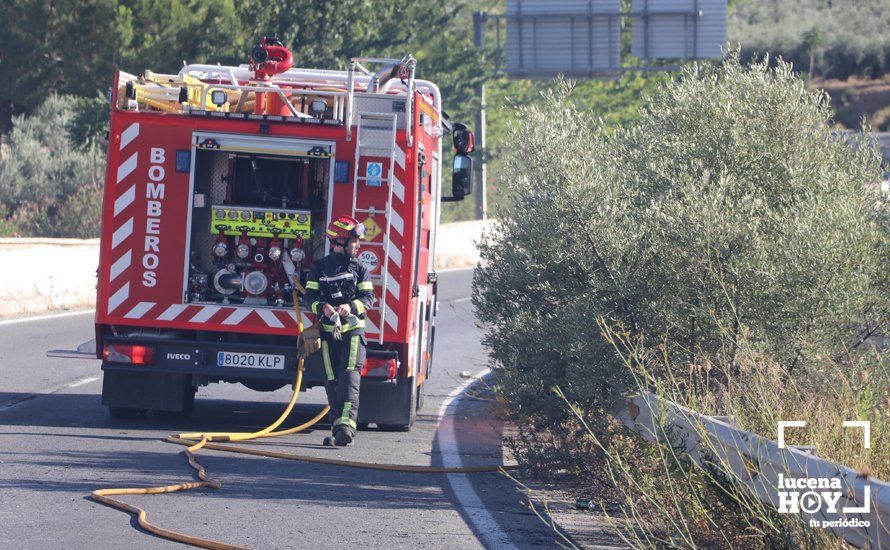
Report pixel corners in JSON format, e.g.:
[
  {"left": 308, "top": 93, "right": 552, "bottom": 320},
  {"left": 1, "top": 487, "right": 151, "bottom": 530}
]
[{"left": 95, "top": 39, "right": 474, "bottom": 430}]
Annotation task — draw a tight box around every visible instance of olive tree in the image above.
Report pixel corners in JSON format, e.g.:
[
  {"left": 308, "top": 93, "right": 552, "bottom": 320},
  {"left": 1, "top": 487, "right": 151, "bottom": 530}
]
[{"left": 474, "top": 53, "right": 887, "bottom": 428}]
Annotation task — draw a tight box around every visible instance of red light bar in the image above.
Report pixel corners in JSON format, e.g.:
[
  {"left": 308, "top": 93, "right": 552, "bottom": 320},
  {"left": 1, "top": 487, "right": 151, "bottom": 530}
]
[{"left": 103, "top": 344, "right": 156, "bottom": 365}]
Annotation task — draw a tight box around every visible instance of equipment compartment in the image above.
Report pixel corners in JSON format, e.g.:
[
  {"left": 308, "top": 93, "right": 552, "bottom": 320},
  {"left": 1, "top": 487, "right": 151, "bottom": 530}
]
[{"left": 185, "top": 138, "right": 333, "bottom": 307}]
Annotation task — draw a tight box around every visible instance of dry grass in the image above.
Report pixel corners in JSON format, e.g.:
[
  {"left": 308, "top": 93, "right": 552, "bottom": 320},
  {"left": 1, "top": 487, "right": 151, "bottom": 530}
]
[{"left": 550, "top": 326, "right": 889, "bottom": 549}]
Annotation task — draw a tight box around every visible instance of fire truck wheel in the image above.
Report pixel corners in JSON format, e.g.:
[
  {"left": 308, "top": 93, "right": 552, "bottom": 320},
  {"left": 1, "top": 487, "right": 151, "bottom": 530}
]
[
  {"left": 108, "top": 406, "right": 148, "bottom": 419},
  {"left": 416, "top": 382, "right": 425, "bottom": 411}
]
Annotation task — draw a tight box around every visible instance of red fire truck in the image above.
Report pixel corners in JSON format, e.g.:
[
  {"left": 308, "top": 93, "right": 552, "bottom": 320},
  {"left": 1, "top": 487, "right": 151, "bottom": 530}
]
[{"left": 94, "top": 37, "right": 474, "bottom": 430}]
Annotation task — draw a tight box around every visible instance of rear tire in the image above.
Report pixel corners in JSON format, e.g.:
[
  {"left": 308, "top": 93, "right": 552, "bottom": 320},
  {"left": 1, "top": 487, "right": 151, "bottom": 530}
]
[{"left": 416, "top": 382, "right": 425, "bottom": 411}]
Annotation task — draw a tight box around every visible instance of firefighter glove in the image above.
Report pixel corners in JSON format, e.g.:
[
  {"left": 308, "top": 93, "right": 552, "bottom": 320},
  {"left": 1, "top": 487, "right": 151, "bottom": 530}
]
[{"left": 298, "top": 322, "right": 322, "bottom": 358}]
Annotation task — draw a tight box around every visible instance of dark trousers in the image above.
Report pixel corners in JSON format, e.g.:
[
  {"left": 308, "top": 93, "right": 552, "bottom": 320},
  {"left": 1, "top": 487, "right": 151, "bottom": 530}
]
[{"left": 321, "top": 332, "right": 365, "bottom": 432}]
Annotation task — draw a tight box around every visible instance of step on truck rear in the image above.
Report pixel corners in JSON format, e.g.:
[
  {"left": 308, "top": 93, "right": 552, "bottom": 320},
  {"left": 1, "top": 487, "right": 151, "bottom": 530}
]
[{"left": 95, "top": 38, "right": 475, "bottom": 427}]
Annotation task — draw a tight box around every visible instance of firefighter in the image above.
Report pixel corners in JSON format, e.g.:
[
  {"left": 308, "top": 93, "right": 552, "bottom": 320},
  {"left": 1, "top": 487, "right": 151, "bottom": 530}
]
[{"left": 304, "top": 215, "right": 375, "bottom": 446}]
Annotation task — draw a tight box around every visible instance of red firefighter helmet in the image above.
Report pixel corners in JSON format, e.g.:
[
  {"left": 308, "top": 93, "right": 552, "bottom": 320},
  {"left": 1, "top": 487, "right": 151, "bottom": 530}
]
[{"left": 326, "top": 215, "right": 366, "bottom": 241}]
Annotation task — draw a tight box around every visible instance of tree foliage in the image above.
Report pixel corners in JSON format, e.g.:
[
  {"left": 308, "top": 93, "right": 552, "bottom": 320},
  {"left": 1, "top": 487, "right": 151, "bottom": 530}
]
[
  {"left": 0, "top": 0, "right": 133, "bottom": 125},
  {"left": 730, "top": 0, "right": 890, "bottom": 79},
  {"left": 474, "top": 53, "right": 887, "bottom": 426},
  {"left": 0, "top": 0, "right": 480, "bottom": 133},
  {"left": 0, "top": 94, "right": 104, "bottom": 237}
]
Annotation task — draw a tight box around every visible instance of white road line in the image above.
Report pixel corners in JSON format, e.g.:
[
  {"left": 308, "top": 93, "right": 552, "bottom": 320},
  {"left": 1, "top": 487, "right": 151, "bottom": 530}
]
[
  {"left": 435, "top": 368, "right": 516, "bottom": 549},
  {"left": 0, "top": 375, "right": 101, "bottom": 413},
  {"left": 435, "top": 266, "right": 474, "bottom": 273},
  {"left": 67, "top": 376, "right": 100, "bottom": 388},
  {"left": 451, "top": 297, "right": 471, "bottom": 303},
  {"left": 0, "top": 309, "right": 95, "bottom": 327}
]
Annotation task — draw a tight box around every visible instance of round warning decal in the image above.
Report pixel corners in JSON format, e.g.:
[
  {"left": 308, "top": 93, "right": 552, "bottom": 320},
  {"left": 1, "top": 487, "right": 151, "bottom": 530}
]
[{"left": 358, "top": 249, "right": 380, "bottom": 273}]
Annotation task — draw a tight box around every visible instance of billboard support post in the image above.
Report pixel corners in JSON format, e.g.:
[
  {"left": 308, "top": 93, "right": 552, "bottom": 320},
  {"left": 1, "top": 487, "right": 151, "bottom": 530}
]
[{"left": 473, "top": 11, "right": 488, "bottom": 220}]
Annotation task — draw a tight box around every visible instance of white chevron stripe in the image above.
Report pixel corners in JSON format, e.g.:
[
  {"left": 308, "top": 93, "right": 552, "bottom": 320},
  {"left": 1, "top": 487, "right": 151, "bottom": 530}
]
[
  {"left": 114, "top": 185, "right": 136, "bottom": 216},
  {"left": 109, "top": 250, "right": 132, "bottom": 282},
  {"left": 286, "top": 310, "right": 314, "bottom": 326},
  {"left": 158, "top": 304, "right": 188, "bottom": 321},
  {"left": 119, "top": 123, "right": 140, "bottom": 150},
  {"left": 389, "top": 209, "right": 403, "bottom": 236},
  {"left": 190, "top": 306, "right": 221, "bottom": 323},
  {"left": 392, "top": 173, "right": 405, "bottom": 202},
  {"left": 364, "top": 316, "right": 379, "bottom": 335},
  {"left": 116, "top": 153, "right": 138, "bottom": 184},
  {"left": 257, "top": 309, "right": 284, "bottom": 328},
  {"left": 112, "top": 218, "right": 133, "bottom": 249},
  {"left": 394, "top": 146, "right": 406, "bottom": 170},
  {"left": 107, "top": 282, "right": 130, "bottom": 314},
  {"left": 384, "top": 303, "right": 399, "bottom": 332},
  {"left": 222, "top": 307, "right": 252, "bottom": 325},
  {"left": 386, "top": 272, "right": 401, "bottom": 299},
  {"left": 386, "top": 241, "right": 402, "bottom": 266},
  {"left": 124, "top": 301, "right": 155, "bottom": 319}
]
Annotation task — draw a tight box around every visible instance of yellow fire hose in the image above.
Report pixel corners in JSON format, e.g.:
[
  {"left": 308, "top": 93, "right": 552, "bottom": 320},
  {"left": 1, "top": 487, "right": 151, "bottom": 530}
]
[{"left": 89, "top": 290, "right": 517, "bottom": 549}]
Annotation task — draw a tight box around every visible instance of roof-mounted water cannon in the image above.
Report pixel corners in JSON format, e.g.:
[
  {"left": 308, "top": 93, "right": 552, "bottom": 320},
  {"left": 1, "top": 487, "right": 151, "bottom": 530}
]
[
  {"left": 250, "top": 35, "right": 295, "bottom": 116},
  {"left": 250, "top": 36, "right": 294, "bottom": 80}
]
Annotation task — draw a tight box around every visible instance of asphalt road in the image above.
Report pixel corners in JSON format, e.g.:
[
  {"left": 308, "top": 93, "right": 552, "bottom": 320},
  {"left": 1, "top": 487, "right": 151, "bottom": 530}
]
[{"left": 0, "top": 268, "right": 562, "bottom": 549}]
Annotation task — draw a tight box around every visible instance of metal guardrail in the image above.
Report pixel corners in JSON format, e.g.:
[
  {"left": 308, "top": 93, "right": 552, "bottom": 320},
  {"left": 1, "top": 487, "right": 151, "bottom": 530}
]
[{"left": 617, "top": 392, "right": 888, "bottom": 548}]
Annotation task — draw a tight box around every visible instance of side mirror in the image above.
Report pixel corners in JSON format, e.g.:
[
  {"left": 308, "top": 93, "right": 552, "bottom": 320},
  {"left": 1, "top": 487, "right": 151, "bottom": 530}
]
[
  {"left": 450, "top": 154, "right": 473, "bottom": 200},
  {"left": 452, "top": 123, "right": 475, "bottom": 155}
]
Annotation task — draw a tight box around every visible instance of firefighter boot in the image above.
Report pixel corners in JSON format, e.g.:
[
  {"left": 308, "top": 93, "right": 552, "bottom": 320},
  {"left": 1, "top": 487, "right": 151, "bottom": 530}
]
[{"left": 333, "top": 426, "right": 355, "bottom": 447}]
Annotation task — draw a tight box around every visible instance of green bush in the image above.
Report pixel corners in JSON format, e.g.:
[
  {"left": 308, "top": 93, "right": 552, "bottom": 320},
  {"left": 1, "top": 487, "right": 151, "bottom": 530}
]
[
  {"left": 0, "top": 203, "right": 21, "bottom": 237},
  {"left": 476, "top": 51, "right": 888, "bottom": 546},
  {"left": 476, "top": 51, "right": 885, "bottom": 404},
  {"left": 0, "top": 94, "right": 105, "bottom": 237},
  {"left": 475, "top": 51, "right": 886, "bottom": 513}
]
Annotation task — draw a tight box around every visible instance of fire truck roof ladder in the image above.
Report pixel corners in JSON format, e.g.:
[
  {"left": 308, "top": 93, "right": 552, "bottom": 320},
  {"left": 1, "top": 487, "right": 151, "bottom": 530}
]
[{"left": 352, "top": 111, "right": 400, "bottom": 343}]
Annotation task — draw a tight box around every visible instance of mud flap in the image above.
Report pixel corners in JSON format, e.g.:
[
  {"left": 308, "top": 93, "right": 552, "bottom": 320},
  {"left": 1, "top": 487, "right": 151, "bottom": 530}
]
[
  {"left": 101, "top": 370, "right": 192, "bottom": 412},
  {"left": 356, "top": 376, "right": 416, "bottom": 427}
]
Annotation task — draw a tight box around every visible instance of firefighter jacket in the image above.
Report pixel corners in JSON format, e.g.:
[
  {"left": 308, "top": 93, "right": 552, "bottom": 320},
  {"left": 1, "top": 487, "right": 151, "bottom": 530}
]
[{"left": 304, "top": 252, "right": 375, "bottom": 335}]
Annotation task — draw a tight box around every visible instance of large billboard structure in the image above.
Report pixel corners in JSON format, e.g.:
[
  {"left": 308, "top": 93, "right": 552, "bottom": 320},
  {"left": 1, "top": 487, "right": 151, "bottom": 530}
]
[
  {"left": 631, "top": 0, "right": 727, "bottom": 60},
  {"left": 505, "top": 0, "right": 622, "bottom": 78},
  {"left": 504, "top": 0, "right": 727, "bottom": 78}
]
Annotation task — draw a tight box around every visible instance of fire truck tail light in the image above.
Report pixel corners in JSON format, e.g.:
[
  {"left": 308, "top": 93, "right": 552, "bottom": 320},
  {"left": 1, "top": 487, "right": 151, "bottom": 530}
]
[
  {"left": 104, "top": 344, "right": 156, "bottom": 365},
  {"left": 361, "top": 356, "right": 398, "bottom": 379}
]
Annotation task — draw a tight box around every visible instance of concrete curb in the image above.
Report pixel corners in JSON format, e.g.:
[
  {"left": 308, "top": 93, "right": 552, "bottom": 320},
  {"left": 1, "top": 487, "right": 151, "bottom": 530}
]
[
  {"left": 0, "top": 241, "right": 100, "bottom": 318},
  {"left": 0, "top": 220, "right": 495, "bottom": 319}
]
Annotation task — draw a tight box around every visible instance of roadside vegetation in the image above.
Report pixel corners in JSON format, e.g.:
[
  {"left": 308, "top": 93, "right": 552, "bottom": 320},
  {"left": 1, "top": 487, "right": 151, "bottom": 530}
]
[
  {"left": 0, "top": 94, "right": 105, "bottom": 237},
  {"left": 473, "top": 52, "right": 888, "bottom": 547}
]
